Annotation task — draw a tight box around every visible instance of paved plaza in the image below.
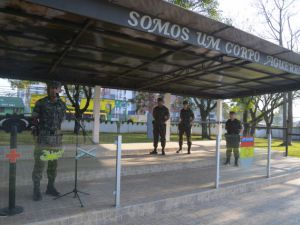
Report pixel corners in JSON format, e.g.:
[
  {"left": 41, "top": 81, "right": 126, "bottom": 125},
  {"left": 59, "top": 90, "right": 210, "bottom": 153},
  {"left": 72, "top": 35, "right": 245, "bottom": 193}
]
[
  {"left": 0, "top": 141, "right": 300, "bottom": 225},
  {"left": 106, "top": 178, "right": 300, "bottom": 225}
]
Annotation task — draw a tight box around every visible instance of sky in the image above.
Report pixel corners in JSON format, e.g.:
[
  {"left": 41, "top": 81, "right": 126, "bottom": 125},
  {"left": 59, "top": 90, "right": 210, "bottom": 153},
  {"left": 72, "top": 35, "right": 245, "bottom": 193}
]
[
  {"left": 1, "top": 0, "right": 300, "bottom": 118},
  {"left": 218, "top": 0, "right": 300, "bottom": 121}
]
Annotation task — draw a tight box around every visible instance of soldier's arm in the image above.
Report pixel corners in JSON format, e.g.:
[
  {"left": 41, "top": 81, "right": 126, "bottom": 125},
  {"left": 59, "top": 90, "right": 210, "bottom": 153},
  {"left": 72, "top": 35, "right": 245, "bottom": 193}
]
[
  {"left": 164, "top": 108, "right": 170, "bottom": 121},
  {"left": 238, "top": 121, "right": 243, "bottom": 134},
  {"left": 190, "top": 110, "right": 195, "bottom": 122},
  {"left": 152, "top": 108, "right": 156, "bottom": 121},
  {"left": 31, "top": 100, "right": 41, "bottom": 136},
  {"left": 61, "top": 102, "right": 67, "bottom": 121},
  {"left": 32, "top": 100, "right": 41, "bottom": 118},
  {"left": 225, "top": 120, "right": 229, "bottom": 131}
]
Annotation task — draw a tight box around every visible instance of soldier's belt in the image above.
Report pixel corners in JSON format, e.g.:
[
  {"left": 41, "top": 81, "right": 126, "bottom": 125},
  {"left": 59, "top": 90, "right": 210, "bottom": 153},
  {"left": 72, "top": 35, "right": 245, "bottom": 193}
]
[
  {"left": 37, "top": 134, "right": 63, "bottom": 146},
  {"left": 225, "top": 134, "right": 240, "bottom": 148}
]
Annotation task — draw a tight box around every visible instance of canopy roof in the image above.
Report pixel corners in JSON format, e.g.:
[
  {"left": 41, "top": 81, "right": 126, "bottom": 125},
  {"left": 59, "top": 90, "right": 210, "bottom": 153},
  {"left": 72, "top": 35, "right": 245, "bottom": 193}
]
[{"left": 0, "top": 0, "right": 300, "bottom": 99}]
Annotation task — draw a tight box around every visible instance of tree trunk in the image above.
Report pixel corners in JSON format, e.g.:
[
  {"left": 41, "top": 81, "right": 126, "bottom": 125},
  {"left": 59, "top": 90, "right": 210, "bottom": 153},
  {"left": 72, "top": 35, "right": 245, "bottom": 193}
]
[
  {"left": 208, "top": 119, "right": 212, "bottom": 138},
  {"left": 201, "top": 119, "right": 209, "bottom": 139},
  {"left": 200, "top": 110, "right": 209, "bottom": 139},
  {"left": 242, "top": 109, "right": 249, "bottom": 136},
  {"left": 74, "top": 110, "right": 82, "bottom": 134},
  {"left": 250, "top": 123, "right": 256, "bottom": 136}
]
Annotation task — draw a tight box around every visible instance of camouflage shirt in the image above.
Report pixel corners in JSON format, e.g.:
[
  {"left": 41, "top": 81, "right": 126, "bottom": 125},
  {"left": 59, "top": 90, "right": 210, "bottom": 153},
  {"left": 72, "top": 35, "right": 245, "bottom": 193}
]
[
  {"left": 153, "top": 105, "right": 170, "bottom": 126},
  {"left": 179, "top": 108, "right": 194, "bottom": 127},
  {"left": 33, "top": 96, "right": 66, "bottom": 136}
]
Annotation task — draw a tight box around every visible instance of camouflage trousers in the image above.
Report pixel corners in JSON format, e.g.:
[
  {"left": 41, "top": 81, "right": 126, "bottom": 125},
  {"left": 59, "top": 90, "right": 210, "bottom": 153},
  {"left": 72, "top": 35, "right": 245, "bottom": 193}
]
[
  {"left": 32, "top": 135, "right": 62, "bottom": 185},
  {"left": 226, "top": 147, "right": 240, "bottom": 159},
  {"left": 178, "top": 124, "right": 192, "bottom": 147},
  {"left": 153, "top": 124, "right": 166, "bottom": 149},
  {"left": 32, "top": 146, "right": 58, "bottom": 185},
  {"left": 225, "top": 134, "right": 240, "bottom": 159}
]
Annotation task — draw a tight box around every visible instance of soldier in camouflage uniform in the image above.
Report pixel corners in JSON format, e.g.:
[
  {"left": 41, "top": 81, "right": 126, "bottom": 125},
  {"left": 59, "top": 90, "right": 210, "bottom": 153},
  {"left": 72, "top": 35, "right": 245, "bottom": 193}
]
[
  {"left": 176, "top": 100, "right": 194, "bottom": 154},
  {"left": 224, "top": 111, "right": 242, "bottom": 167},
  {"left": 150, "top": 97, "right": 170, "bottom": 155},
  {"left": 32, "top": 81, "right": 66, "bottom": 201}
]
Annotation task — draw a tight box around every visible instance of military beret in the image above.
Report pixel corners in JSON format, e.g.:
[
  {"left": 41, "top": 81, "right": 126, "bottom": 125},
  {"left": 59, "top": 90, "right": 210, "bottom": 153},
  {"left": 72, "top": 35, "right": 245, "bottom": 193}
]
[
  {"left": 183, "top": 100, "right": 189, "bottom": 105},
  {"left": 157, "top": 97, "right": 164, "bottom": 102},
  {"left": 47, "top": 81, "right": 62, "bottom": 88}
]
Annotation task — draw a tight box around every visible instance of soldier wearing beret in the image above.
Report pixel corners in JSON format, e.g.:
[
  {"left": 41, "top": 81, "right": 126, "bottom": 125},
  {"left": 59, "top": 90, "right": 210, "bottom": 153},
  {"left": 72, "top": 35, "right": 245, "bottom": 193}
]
[
  {"left": 150, "top": 97, "right": 170, "bottom": 155},
  {"left": 32, "top": 81, "right": 66, "bottom": 201},
  {"left": 224, "top": 111, "right": 242, "bottom": 166},
  {"left": 176, "top": 100, "right": 194, "bottom": 154}
]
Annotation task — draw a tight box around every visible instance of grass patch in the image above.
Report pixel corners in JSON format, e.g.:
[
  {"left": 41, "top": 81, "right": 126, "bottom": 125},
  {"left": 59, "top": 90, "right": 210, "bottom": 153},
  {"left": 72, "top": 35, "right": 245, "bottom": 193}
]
[
  {"left": 2, "top": 131, "right": 298, "bottom": 157},
  {"left": 0, "top": 131, "right": 204, "bottom": 145},
  {"left": 255, "top": 138, "right": 300, "bottom": 157}
]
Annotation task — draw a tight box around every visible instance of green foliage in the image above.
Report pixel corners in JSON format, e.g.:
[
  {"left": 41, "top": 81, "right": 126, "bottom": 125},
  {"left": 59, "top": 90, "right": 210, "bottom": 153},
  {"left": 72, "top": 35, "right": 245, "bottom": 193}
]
[
  {"left": 9, "top": 80, "right": 37, "bottom": 89},
  {"left": 132, "top": 92, "right": 158, "bottom": 114},
  {"left": 168, "top": 0, "right": 220, "bottom": 19}
]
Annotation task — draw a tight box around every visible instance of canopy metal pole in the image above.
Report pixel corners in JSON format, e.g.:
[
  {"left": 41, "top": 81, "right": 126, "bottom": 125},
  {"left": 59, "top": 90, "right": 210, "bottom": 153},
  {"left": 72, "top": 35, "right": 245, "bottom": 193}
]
[
  {"left": 92, "top": 85, "right": 101, "bottom": 144},
  {"left": 165, "top": 93, "right": 171, "bottom": 142},
  {"left": 115, "top": 135, "right": 122, "bottom": 207},
  {"left": 267, "top": 129, "right": 272, "bottom": 178},
  {"left": 215, "top": 99, "right": 223, "bottom": 189}
]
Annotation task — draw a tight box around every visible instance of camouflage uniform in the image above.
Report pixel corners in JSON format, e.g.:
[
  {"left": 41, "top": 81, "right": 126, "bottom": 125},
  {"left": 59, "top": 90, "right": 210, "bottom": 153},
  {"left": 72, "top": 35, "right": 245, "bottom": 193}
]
[
  {"left": 225, "top": 119, "right": 242, "bottom": 165},
  {"left": 152, "top": 105, "right": 170, "bottom": 154},
  {"left": 32, "top": 96, "right": 66, "bottom": 196},
  {"left": 178, "top": 108, "right": 194, "bottom": 153}
]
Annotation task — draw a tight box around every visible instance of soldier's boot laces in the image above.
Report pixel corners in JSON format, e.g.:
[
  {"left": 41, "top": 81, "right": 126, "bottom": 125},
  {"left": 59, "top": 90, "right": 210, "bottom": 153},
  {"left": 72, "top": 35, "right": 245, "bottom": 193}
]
[
  {"left": 33, "top": 184, "right": 42, "bottom": 201},
  {"left": 150, "top": 149, "right": 158, "bottom": 155},
  {"left": 234, "top": 157, "right": 239, "bottom": 167},
  {"left": 224, "top": 157, "right": 230, "bottom": 165},
  {"left": 46, "top": 182, "right": 60, "bottom": 196}
]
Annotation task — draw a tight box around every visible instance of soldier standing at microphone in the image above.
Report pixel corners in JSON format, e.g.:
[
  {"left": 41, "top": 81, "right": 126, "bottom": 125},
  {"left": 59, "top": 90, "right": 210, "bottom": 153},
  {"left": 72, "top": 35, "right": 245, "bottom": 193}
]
[
  {"left": 32, "top": 81, "right": 66, "bottom": 201},
  {"left": 176, "top": 100, "right": 194, "bottom": 154},
  {"left": 150, "top": 97, "right": 170, "bottom": 155}
]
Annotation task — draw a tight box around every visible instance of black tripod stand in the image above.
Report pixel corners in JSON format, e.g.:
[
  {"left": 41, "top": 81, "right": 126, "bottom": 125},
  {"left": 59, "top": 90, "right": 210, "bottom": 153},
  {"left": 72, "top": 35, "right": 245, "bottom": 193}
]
[{"left": 54, "top": 116, "right": 91, "bottom": 207}]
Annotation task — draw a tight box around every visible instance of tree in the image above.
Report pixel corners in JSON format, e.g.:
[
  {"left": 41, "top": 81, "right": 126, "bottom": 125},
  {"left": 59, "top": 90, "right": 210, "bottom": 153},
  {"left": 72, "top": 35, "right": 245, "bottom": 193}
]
[
  {"left": 256, "top": 0, "right": 300, "bottom": 144},
  {"left": 64, "top": 84, "right": 92, "bottom": 134},
  {"left": 191, "top": 98, "right": 216, "bottom": 139},
  {"left": 133, "top": 92, "right": 158, "bottom": 115},
  {"left": 168, "top": 0, "right": 220, "bottom": 18},
  {"left": 257, "top": 93, "right": 284, "bottom": 133},
  {"left": 231, "top": 97, "right": 255, "bottom": 135}
]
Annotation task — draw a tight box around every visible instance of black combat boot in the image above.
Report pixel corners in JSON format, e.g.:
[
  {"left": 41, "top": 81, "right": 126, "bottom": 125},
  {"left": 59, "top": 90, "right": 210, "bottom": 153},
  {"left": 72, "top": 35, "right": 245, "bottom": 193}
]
[
  {"left": 177, "top": 141, "right": 183, "bottom": 153},
  {"left": 224, "top": 157, "right": 230, "bottom": 165},
  {"left": 150, "top": 149, "right": 158, "bottom": 155},
  {"left": 234, "top": 157, "right": 239, "bottom": 167},
  {"left": 187, "top": 145, "right": 191, "bottom": 154},
  {"left": 161, "top": 142, "right": 166, "bottom": 155},
  {"left": 33, "top": 182, "right": 42, "bottom": 201},
  {"left": 176, "top": 146, "right": 182, "bottom": 153},
  {"left": 46, "top": 181, "right": 60, "bottom": 196}
]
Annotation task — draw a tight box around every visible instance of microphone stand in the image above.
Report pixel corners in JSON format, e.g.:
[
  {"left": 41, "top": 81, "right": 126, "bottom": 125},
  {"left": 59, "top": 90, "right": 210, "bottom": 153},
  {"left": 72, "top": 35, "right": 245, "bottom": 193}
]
[{"left": 54, "top": 96, "right": 95, "bottom": 207}]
